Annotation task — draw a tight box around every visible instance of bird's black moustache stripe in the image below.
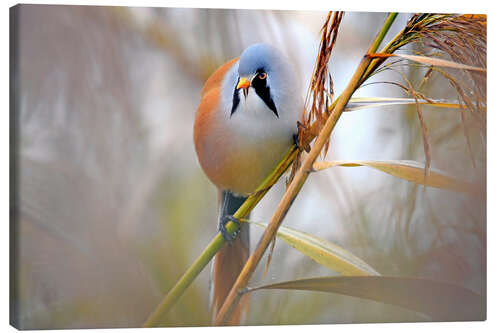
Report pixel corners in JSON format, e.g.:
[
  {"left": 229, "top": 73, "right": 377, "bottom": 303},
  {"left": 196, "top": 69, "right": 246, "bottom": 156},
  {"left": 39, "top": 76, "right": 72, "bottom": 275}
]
[
  {"left": 230, "top": 72, "right": 279, "bottom": 119},
  {"left": 230, "top": 80, "right": 240, "bottom": 116},
  {"left": 252, "top": 69, "right": 279, "bottom": 118},
  {"left": 253, "top": 85, "right": 279, "bottom": 118}
]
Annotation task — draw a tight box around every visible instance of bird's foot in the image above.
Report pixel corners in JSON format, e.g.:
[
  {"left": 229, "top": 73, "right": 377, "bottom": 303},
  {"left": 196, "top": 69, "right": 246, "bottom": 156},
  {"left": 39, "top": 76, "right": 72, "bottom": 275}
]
[
  {"left": 293, "top": 133, "right": 300, "bottom": 149},
  {"left": 218, "top": 215, "right": 241, "bottom": 243},
  {"left": 294, "top": 122, "right": 312, "bottom": 153}
]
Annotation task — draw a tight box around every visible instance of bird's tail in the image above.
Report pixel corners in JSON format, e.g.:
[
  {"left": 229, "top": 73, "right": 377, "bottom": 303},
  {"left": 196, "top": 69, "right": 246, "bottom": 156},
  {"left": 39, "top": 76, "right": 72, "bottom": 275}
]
[{"left": 210, "top": 190, "right": 250, "bottom": 325}]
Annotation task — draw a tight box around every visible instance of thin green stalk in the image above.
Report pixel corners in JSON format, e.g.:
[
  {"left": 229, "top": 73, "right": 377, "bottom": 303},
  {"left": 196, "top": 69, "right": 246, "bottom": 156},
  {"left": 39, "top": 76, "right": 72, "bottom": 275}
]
[
  {"left": 371, "top": 13, "right": 398, "bottom": 54},
  {"left": 143, "top": 146, "right": 298, "bottom": 327},
  {"left": 362, "top": 15, "right": 404, "bottom": 82}
]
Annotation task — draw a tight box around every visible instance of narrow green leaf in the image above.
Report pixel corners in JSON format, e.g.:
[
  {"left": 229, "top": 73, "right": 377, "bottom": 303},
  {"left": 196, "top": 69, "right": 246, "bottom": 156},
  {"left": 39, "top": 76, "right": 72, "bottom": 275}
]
[
  {"left": 247, "top": 221, "right": 379, "bottom": 276},
  {"left": 313, "top": 160, "right": 476, "bottom": 193},
  {"left": 247, "top": 276, "right": 485, "bottom": 321}
]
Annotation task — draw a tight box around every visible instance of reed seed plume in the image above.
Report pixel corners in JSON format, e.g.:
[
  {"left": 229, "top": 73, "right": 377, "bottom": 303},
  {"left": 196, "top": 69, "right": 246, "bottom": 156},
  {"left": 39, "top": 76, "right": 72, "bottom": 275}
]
[
  {"left": 371, "top": 14, "right": 486, "bottom": 122},
  {"left": 414, "top": 15, "right": 485, "bottom": 120},
  {"left": 363, "top": 14, "right": 486, "bottom": 174},
  {"left": 301, "top": 11, "right": 343, "bottom": 154},
  {"left": 289, "top": 11, "right": 343, "bottom": 185}
]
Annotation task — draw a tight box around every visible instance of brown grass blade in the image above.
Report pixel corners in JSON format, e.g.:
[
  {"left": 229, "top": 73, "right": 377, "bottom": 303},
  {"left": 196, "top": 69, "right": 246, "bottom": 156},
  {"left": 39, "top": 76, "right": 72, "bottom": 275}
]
[
  {"left": 248, "top": 220, "right": 379, "bottom": 276},
  {"left": 312, "top": 160, "right": 477, "bottom": 193},
  {"left": 345, "top": 97, "right": 466, "bottom": 112},
  {"left": 367, "top": 53, "right": 486, "bottom": 72},
  {"left": 246, "top": 276, "right": 485, "bottom": 321}
]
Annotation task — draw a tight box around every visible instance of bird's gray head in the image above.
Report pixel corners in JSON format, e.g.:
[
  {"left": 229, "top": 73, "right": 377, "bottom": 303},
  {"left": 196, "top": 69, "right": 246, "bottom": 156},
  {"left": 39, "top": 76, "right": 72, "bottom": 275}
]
[
  {"left": 238, "top": 44, "right": 286, "bottom": 77},
  {"left": 230, "top": 43, "right": 299, "bottom": 118}
]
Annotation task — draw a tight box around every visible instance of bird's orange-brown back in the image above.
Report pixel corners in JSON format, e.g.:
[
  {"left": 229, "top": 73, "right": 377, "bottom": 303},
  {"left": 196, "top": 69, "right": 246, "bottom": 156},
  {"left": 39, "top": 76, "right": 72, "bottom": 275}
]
[
  {"left": 201, "top": 57, "right": 239, "bottom": 97},
  {"left": 194, "top": 57, "right": 240, "bottom": 193},
  {"left": 194, "top": 57, "right": 250, "bottom": 325}
]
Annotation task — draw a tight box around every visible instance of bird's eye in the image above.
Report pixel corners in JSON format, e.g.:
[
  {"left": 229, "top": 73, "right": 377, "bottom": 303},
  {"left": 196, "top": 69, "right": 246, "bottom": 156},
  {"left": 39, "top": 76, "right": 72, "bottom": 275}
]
[{"left": 257, "top": 72, "right": 267, "bottom": 80}]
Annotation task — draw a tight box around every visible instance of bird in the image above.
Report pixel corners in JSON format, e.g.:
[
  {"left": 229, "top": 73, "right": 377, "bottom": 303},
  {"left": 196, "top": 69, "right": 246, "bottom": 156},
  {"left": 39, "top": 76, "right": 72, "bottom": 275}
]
[{"left": 193, "top": 43, "right": 303, "bottom": 324}]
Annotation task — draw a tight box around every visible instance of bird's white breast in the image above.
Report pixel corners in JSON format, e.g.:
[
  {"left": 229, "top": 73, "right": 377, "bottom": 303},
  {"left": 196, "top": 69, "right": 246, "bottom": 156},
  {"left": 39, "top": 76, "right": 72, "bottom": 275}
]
[
  {"left": 229, "top": 88, "right": 296, "bottom": 145},
  {"left": 212, "top": 86, "right": 300, "bottom": 195}
]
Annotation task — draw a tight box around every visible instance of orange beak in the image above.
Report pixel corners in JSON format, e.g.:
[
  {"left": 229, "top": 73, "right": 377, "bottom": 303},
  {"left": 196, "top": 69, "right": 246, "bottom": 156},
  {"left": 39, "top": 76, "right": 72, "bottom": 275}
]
[{"left": 236, "top": 77, "right": 250, "bottom": 90}]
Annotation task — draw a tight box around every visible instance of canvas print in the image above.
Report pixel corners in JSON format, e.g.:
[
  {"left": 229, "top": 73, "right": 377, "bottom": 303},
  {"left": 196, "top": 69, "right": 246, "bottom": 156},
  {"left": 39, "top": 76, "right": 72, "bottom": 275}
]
[{"left": 10, "top": 4, "right": 486, "bottom": 329}]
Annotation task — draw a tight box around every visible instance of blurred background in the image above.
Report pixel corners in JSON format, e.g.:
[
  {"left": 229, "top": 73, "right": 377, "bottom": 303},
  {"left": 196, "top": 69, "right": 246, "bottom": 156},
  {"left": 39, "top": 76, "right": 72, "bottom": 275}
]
[{"left": 11, "top": 4, "right": 485, "bottom": 329}]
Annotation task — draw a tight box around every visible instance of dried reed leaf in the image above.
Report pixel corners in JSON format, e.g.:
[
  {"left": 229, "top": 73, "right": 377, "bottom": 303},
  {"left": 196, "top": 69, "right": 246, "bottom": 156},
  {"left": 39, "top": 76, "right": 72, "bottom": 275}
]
[
  {"left": 247, "top": 221, "right": 379, "bottom": 276},
  {"left": 368, "top": 53, "right": 486, "bottom": 72},
  {"left": 312, "top": 160, "right": 476, "bottom": 193},
  {"left": 345, "top": 97, "right": 466, "bottom": 112},
  {"left": 247, "top": 276, "right": 484, "bottom": 321}
]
